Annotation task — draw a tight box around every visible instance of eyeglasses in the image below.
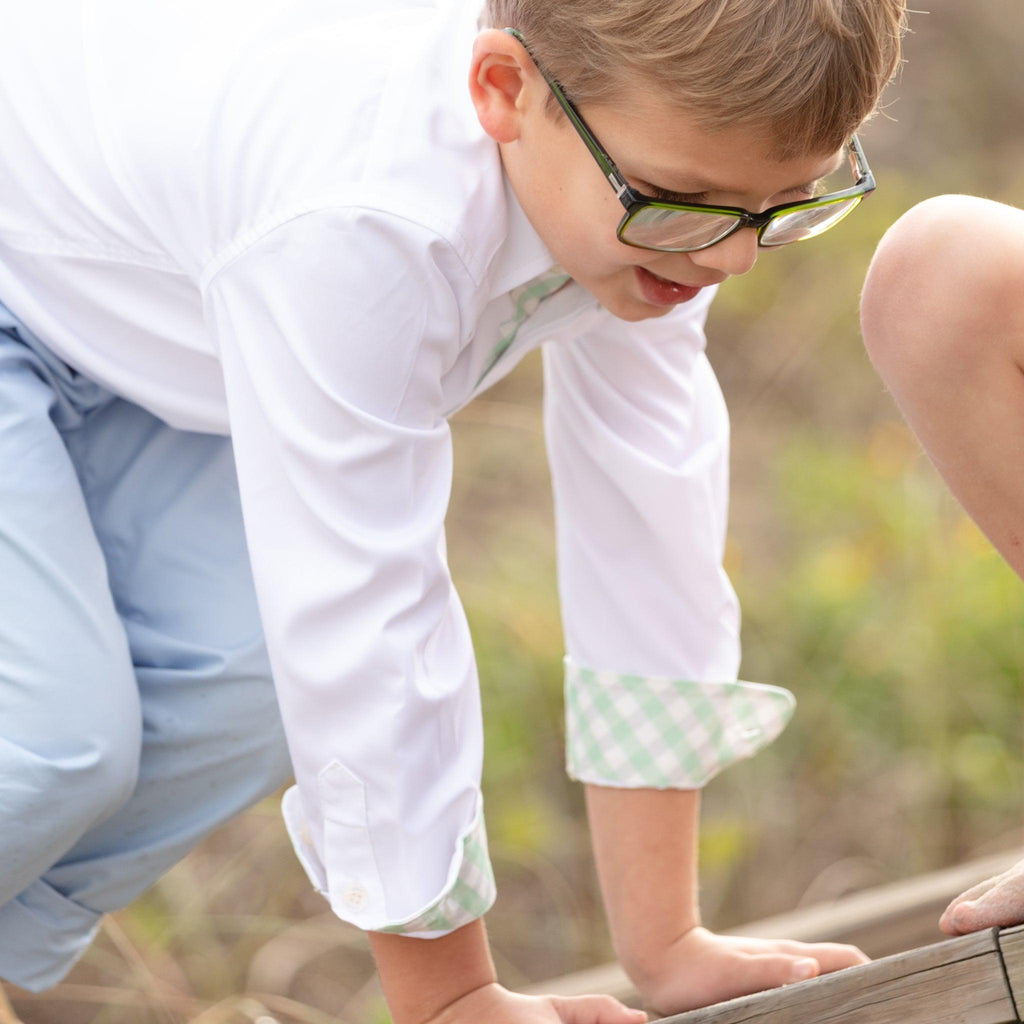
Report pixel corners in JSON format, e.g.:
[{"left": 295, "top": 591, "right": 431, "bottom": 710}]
[{"left": 504, "top": 28, "right": 876, "bottom": 253}]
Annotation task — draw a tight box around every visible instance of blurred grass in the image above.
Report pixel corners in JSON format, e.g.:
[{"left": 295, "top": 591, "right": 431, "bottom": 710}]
[{"left": 8, "top": 2, "right": 1024, "bottom": 1021}]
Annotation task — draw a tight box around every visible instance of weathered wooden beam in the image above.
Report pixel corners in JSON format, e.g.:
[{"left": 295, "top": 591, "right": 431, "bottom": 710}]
[
  {"left": 657, "top": 927, "right": 1020, "bottom": 1024},
  {"left": 997, "top": 923, "right": 1024, "bottom": 1015}
]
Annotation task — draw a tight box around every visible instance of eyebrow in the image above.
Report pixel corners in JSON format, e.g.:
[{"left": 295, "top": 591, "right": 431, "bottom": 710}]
[{"left": 634, "top": 151, "right": 848, "bottom": 202}]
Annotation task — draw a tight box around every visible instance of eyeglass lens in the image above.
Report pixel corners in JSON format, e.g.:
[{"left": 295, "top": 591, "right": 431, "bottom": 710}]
[
  {"left": 757, "top": 197, "right": 862, "bottom": 247},
  {"left": 621, "top": 207, "right": 740, "bottom": 250},
  {"left": 621, "top": 196, "right": 863, "bottom": 251},
  {"left": 620, "top": 145, "right": 865, "bottom": 252}
]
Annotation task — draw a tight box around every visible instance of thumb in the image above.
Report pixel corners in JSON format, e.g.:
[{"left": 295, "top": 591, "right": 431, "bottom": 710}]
[{"left": 550, "top": 993, "right": 648, "bottom": 1024}]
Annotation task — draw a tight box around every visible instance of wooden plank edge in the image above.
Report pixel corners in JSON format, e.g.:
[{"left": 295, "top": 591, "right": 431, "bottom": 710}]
[{"left": 995, "top": 922, "right": 1024, "bottom": 1022}]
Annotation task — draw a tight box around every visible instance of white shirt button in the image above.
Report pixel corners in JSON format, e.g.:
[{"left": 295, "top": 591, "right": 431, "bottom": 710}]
[{"left": 343, "top": 884, "right": 368, "bottom": 909}]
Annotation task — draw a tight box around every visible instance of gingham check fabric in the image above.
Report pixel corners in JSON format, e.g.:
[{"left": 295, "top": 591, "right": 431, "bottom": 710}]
[
  {"left": 565, "top": 659, "right": 796, "bottom": 789},
  {"left": 378, "top": 810, "right": 496, "bottom": 935},
  {"left": 475, "top": 265, "right": 572, "bottom": 387}
]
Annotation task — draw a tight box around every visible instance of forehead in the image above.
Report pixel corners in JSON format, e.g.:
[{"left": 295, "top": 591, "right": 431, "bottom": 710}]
[{"left": 584, "top": 89, "right": 844, "bottom": 197}]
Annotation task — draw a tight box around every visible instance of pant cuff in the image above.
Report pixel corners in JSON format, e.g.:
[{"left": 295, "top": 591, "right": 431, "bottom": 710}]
[{"left": 0, "top": 880, "right": 102, "bottom": 992}]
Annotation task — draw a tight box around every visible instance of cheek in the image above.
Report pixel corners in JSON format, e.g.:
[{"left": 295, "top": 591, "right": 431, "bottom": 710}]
[
  {"left": 559, "top": 176, "right": 630, "bottom": 255},
  {"left": 533, "top": 159, "right": 644, "bottom": 275},
  {"left": 579, "top": 214, "right": 649, "bottom": 274},
  {"left": 548, "top": 204, "right": 622, "bottom": 273}
]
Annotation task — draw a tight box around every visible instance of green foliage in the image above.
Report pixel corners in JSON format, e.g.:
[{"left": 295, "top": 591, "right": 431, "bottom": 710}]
[{"left": 743, "top": 425, "right": 1024, "bottom": 789}]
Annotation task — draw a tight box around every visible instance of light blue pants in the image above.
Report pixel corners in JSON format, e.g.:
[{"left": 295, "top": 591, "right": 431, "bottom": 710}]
[{"left": 0, "top": 302, "right": 293, "bottom": 991}]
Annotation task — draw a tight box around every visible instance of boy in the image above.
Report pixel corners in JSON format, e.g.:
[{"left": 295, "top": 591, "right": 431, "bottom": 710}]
[
  {"left": 862, "top": 195, "right": 1024, "bottom": 942},
  {"left": 0, "top": 0, "right": 903, "bottom": 1020}
]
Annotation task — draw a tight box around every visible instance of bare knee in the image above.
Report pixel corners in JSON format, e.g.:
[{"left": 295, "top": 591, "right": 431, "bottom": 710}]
[{"left": 861, "top": 195, "right": 1024, "bottom": 384}]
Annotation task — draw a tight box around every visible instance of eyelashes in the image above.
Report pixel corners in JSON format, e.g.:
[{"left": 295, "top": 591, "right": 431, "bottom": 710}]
[
  {"left": 639, "top": 182, "right": 711, "bottom": 204},
  {"left": 637, "top": 180, "right": 821, "bottom": 206}
]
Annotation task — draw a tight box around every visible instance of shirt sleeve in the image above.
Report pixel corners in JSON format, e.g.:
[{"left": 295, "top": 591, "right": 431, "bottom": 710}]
[
  {"left": 201, "top": 207, "right": 494, "bottom": 936},
  {"left": 543, "top": 292, "right": 795, "bottom": 790}
]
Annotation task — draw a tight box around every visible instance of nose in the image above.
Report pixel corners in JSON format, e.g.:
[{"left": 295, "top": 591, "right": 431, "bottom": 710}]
[{"left": 688, "top": 226, "right": 760, "bottom": 277}]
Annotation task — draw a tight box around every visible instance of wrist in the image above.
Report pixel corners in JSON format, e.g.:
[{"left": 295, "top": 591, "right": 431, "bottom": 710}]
[
  {"left": 369, "top": 919, "right": 497, "bottom": 1024},
  {"left": 424, "top": 982, "right": 505, "bottom": 1024},
  {"left": 619, "top": 923, "right": 703, "bottom": 1000}
]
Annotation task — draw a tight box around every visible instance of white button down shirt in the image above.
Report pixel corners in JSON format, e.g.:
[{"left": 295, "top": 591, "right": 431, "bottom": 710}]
[{"left": 0, "top": 0, "right": 793, "bottom": 935}]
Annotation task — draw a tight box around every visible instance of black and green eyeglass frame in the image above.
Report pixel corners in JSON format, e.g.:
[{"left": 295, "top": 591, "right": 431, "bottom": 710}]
[{"left": 503, "top": 27, "right": 877, "bottom": 253}]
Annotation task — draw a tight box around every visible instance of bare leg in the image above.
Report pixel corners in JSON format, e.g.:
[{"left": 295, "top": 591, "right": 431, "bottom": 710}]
[
  {"left": 861, "top": 194, "right": 1024, "bottom": 933},
  {"left": 862, "top": 194, "right": 1024, "bottom": 573}
]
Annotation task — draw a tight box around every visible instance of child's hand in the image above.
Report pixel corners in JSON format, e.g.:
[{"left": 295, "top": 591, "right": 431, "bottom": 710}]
[
  {"left": 940, "top": 860, "right": 1024, "bottom": 934},
  {"left": 427, "top": 982, "right": 648, "bottom": 1024},
  {"left": 631, "top": 926, "right": 868, "bottom": 1017}
]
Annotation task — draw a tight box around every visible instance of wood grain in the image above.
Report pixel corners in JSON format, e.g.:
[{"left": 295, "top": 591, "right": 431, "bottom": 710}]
[{"left": 997, "top": 921, "right": 1024, "bottom": 1019}]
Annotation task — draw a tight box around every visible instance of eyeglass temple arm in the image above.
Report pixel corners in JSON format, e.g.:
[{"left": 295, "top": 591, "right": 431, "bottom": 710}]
[
  {"left": 849, "top": 135, "right": 874, "bottom": 188},
  {"left": 502, "top": 27, "right": 633, "bottom": 199}
]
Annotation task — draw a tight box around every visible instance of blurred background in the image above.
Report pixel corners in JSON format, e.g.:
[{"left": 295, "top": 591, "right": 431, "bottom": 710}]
[{"left": 8, "top": 2, "right": 1024, "bottom": 1021}]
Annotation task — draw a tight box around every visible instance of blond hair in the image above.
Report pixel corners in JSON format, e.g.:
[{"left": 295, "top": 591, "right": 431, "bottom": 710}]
[{"left": 483, "top": 0, "right": 906, "bottom": 155}]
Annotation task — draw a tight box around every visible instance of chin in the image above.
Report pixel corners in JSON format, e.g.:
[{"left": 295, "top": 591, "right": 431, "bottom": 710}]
[
  {"left": 598, "top": 292, "right": 678, "bottom": 323},
  {"left": 578, "top": 270, "right": 679, "bottom": 323}
]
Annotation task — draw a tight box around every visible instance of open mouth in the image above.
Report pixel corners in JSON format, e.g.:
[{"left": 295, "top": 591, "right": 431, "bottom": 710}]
[{"left": 635, "top": 267, "right": 703, "bottom": 306}]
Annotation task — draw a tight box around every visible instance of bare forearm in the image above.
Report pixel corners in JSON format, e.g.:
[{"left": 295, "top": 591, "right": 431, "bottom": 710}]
[
  {"left": 585, "top": 784, "right": 701, "bottom": 987},
  {"left": 369, "top": 919, "right": 497, "bottom": 1024},
  {"left": 586, "top": 785, "right": 873, "bottom": 1016}
]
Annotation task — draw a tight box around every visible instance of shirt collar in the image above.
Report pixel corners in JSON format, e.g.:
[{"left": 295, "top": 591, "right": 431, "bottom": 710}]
[{"left": 485, "top": 170, "right": 559, "bottom": 301}]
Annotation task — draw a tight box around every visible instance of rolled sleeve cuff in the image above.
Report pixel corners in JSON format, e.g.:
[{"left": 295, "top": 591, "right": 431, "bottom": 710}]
[
  {"left": 564, "top": 657, "right": 795, "bottom": 789},
  {"left": 282, "top": 784, "right": 496, "bottom": 938}
]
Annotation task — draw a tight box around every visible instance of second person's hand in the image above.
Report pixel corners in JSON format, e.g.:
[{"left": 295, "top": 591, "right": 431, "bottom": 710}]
[{"left": 940, "top": 858, "right": 1024, "bottom": 935}]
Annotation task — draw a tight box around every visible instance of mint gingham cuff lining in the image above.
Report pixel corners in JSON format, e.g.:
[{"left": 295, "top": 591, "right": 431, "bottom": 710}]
[
  {"left": 564, "top": 659, "right": 796, "bottom": 789},
  {"left": 376, "top": 807, "right": 496, "bottom": 936}
]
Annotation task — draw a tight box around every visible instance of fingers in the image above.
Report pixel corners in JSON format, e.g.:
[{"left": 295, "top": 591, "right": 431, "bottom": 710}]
[
  {"left": 940, "top": 871, "right": 1013, "bottom": 934},
  {"left": 726, "top": 953, "right": 822, "bottom": 995},
  {"left": 723, "top": 937, "right": 869, "bottom": 974},
  {"left": 762, "top": 940, "right": 869, "bottom": 973},
  {"left": 636, "top": 935, "right": 867, "bottom": 1017},
  {"left": 712, "top": 944, "right": 867, "bottom": 999},
  {"left": 941, "top": 875, "right": 1024, "bottom": 935},
  {"left": 550, "top": 994, "right": 648, "bottom": 1024},
  {"left": 949, "top": 873, "right": 1008, "bottom": 906}
]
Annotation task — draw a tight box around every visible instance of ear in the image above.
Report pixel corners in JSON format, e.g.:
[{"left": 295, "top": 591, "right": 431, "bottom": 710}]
[{"left": 468, "top": 28, "right": 534, "bottom": 144}]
